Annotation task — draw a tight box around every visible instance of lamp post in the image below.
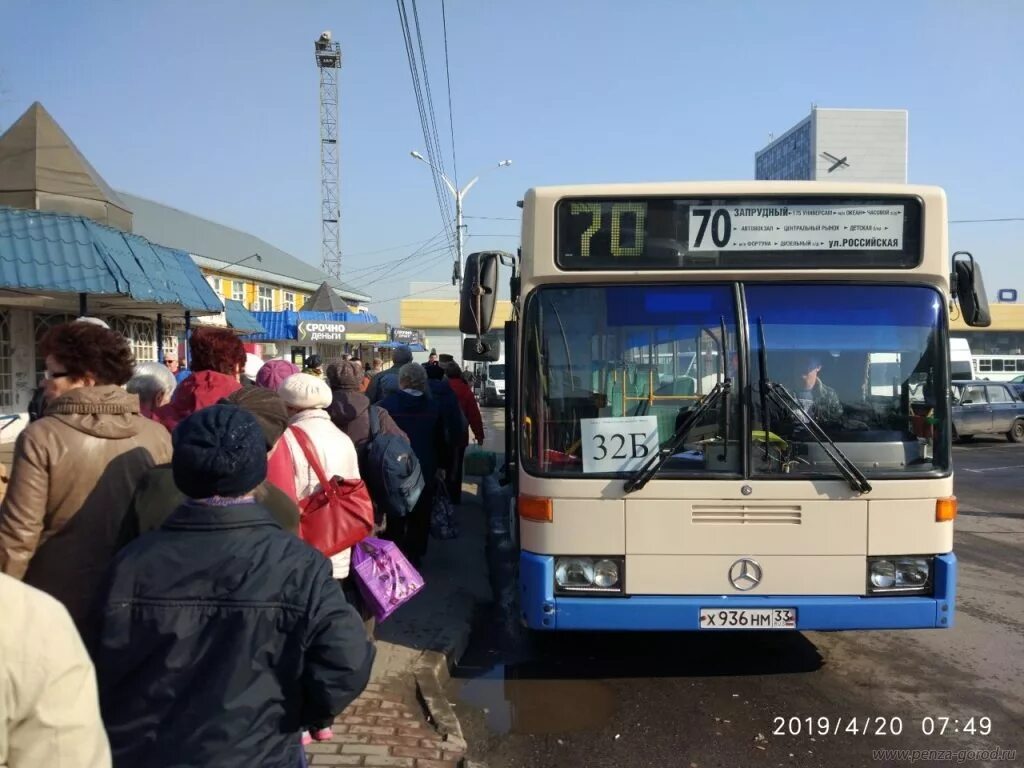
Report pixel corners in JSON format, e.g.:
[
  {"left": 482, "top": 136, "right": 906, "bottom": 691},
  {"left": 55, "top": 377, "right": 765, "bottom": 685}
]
[
  {"left": 222, "top": 253, "right": 263, "bottom": 270},
  {"left": 410, "top": 151, "right": 511, "bottom": 284}
]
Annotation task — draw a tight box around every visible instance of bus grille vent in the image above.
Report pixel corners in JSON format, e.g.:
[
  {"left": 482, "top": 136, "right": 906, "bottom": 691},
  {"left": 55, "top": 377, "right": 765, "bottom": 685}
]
[{"left": 691, "top": 505, "right": 802, "bottom": 525}]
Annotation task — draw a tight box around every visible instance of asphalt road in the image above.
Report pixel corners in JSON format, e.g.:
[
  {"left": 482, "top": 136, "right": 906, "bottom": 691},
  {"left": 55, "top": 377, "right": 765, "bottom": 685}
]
[{"left": 452, "top": 415, "right": 1024, "bottom": 768}]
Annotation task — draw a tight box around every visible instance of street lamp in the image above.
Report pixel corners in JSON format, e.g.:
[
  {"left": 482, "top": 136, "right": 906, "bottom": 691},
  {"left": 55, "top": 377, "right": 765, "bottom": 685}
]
[
  {"left": 410, "top": 151, "right": 512, "bottom": 284},
  {"left": 222, "top": 253, "right": 263, "bottom": 270}
]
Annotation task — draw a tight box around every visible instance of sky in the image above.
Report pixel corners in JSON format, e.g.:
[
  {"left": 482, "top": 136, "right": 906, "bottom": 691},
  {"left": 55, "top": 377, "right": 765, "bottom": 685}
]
[{"left": 2, "top": 0, "right": 1022, "bottom": 323}]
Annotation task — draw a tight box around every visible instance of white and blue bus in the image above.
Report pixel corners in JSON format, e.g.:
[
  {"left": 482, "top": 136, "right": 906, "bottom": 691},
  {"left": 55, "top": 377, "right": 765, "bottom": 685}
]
[{"left": 461, "top": 182, "right": 990, "bottom": 632}]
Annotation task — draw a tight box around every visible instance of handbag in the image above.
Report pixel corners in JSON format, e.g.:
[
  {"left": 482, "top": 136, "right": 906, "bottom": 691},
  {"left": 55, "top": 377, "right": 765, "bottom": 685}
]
[
  {"left": 351, "top": 537, "right": 424, "bottom": 622},
  {"left": 288, "top": 426, "right": 373, "bottom": 557},
  {"left": 430, "top": 477, "right": 459, "bottom": 540},
  {"left": 463, "top": 445, "right": 496, "bottom": 477}
]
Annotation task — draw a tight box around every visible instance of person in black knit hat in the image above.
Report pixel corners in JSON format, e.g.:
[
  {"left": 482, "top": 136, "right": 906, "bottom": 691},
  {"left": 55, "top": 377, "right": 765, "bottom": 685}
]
[{"left": 93, "top": 405, "right": 374, "bottom": 768}]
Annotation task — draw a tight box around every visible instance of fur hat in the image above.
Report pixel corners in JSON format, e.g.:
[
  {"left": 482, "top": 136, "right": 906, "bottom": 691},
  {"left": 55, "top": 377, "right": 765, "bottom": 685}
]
[
  {"left": 172, "top": 405, "right": 267, "bottom": 499},
  {"left": 220, "top": 387, "right": 289, "bottom": 450},
  {"left": 327, "top": 360, "right": 365, "bottom": 391},
  {"left": 278, "top": 373, "right": 332, "bottom": 410}
]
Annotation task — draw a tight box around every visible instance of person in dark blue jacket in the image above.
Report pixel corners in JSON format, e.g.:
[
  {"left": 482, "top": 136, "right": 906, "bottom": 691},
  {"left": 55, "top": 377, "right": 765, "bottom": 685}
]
[
  {"left": 378, "top": 363, "right": 445, "bottom": 566},
  {"left": 93, "top": 405, "right": 374, "bottom": 768},
  {"left": 424, "top": 361, "right": 466, "bottom": 463}
]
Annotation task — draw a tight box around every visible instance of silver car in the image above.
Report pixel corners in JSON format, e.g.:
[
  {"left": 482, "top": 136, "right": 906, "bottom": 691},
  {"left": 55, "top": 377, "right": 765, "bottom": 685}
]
[{"left": 951, "top": 381, "right": 1024, "bottom": 442}]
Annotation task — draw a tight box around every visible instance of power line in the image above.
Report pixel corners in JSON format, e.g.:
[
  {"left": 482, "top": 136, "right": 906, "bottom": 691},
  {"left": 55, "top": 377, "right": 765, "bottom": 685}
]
[
  {"left": 441, "top": 0, "right": 458, "bottom": 188},
  {"left": 342, "top": 229, "right": 450, "bottom": 277},
  {"left": 348, "top": 243, "right": 449, "bottom": 285},
  {"left": 950, "top": 217, "right": 1024, "bottom": 223},
  {"left": 352, "top": 230, "right": 457, "bottom": 287},
  {"left": 357, "top": 246, "right": 452, "bottom": 288},
  {"left": 372, "top": 282, "right": 461, "bottom": 304},
  {"left": 341, "top": 229, "right": 448, "bottom": 257},
  {"left": 410, "top": 0, "right": 456, "bottom": 240},
  {"left": 396, "top": 0, "right": 456, "bottom": 252},
  {"left": 463, "top": 215, "right": 520, "bottom": 221}
]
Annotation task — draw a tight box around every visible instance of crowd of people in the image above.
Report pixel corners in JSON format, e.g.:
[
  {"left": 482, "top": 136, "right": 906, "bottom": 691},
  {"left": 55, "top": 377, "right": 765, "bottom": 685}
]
[{"left": 0, "top": 319, "right": 485, "bottom": 768}]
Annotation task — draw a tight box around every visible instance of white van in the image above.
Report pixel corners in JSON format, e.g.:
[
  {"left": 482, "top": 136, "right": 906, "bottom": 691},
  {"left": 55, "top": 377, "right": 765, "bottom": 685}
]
[
  {"left": 950, "top": 338, "right": 973, "bottom": 381},
  {"left": 473, "top": 358, "right": 506, "bottom": 406}
]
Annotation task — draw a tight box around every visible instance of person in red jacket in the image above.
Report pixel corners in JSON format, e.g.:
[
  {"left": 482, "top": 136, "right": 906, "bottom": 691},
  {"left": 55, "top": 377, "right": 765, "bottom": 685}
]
[
  {"left": 153, "top": 327, "right": 244, "bottom": 432},
  {"left": 444, "top": 362, "right": 484, "bottom": 504}
]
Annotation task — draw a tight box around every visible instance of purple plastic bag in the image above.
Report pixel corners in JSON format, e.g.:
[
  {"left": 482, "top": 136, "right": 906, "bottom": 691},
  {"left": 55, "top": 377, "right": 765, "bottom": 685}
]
[{"left": 351, "top": 537, "right": 425, "bottom": 622}]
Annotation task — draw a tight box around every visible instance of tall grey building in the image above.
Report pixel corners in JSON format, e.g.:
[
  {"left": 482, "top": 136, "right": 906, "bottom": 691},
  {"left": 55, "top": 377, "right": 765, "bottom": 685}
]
[{"left": 755, "top": 108, "right": 908, "bottom": 183}]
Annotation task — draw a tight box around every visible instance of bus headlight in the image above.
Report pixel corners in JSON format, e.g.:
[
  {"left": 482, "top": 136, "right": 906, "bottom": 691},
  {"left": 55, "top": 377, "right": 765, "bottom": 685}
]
[
  {"left": 554, "top": 556, "right": 624, "bottom": 595},
  {"left": 867, "top": 557, "right": 933, "bottom": 595}
]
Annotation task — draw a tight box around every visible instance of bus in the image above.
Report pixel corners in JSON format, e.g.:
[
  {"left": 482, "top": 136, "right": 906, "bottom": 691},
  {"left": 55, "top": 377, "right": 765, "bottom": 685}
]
[
  {"left": 970, "top": 354, "right": 1024, "bottom": 382},
  {"left": 949, "top": 338, "right": 973, "bottom": 381},
  {"left": 460, "top": 182, "right": 991, "bottom": 632}
]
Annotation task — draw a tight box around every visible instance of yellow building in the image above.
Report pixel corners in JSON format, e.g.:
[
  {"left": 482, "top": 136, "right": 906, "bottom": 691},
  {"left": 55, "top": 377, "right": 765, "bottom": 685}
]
[
  {"left": 950, "top": 302, "right": 1024, "bottom": 355},
  {"left": 400, "top": 295, "right": 513, "bottom": 360}
]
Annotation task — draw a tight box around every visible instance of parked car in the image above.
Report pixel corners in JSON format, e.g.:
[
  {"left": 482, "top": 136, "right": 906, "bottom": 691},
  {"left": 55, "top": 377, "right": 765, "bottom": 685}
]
[
  {"left": 1009, "top": 374, "right": 1024, "bottom": 400},
  {"left": 951, "top": 380, "right": 1024, "bottom": 442}
]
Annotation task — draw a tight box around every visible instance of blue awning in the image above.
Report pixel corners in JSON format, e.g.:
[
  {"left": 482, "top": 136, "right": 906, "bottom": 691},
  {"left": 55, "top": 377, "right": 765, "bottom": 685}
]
[
  {"left": 224, "top": 299, "right": 266, "bottom": 333},
  {"left": 245, "top": 310, "right": 381, "bottom": 342},
  {"left": 0, "top": 206, "right": 221, "bottom": 313}
]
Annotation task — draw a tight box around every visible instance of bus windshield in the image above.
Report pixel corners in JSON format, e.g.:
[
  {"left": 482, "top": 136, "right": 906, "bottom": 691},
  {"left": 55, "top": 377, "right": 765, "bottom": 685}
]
[
  {"left": 522, "top": 284, "right": 742, "bottom": 476},
  {"left": 522, "top": 283, "right": 948, "bottom": 478},
  {"left": 749, "top": 284, "right": 947, "bottom": 477}
]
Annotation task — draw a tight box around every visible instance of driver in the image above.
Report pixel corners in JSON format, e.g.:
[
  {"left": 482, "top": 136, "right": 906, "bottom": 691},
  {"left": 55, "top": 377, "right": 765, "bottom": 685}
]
[{"left": 792, "top": 355, "right": 843, "bottom": 423}]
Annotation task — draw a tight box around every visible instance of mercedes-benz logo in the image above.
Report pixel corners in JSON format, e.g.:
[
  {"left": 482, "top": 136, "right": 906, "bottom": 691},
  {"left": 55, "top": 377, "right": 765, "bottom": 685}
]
[{"left": 729, "top": 558, "right": 762, "bottom": 591}]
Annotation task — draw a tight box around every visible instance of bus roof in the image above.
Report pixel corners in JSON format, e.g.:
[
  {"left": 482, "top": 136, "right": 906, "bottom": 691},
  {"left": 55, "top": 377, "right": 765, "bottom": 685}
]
[{"left": 524, "top": 181, "right": 945, "bottom": 202}]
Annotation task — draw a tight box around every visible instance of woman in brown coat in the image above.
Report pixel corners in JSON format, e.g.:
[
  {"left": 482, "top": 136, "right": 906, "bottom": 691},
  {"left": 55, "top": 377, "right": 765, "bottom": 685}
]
[{"left": 0, "top": 321, "right": 172, "bottom": 634}]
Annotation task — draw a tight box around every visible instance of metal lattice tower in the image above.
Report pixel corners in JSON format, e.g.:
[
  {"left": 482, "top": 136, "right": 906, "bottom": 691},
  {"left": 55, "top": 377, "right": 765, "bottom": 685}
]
[{"left": 314, "top": 32, "right": 342, "bottom": 279}]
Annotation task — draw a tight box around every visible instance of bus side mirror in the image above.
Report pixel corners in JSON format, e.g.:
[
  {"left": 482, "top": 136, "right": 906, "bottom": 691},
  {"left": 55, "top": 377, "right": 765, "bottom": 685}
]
[
  {"left": 951, "top": 251, "right": 991, "bottom": 328},
  {"left": 460, "top": 252, "right": 503, "bottom": 335},
  {"left": 463, "top": 337, "right": 500, "bottom": 362}
]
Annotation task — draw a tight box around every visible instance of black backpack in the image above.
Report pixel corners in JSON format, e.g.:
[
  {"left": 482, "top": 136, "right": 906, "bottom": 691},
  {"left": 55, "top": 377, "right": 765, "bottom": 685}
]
[{"left": 360, "top": 406, "right": 425, "bottom": 519}]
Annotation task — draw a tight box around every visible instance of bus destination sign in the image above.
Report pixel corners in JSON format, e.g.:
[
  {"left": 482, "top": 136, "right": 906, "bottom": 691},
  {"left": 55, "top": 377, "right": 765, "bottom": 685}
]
[
  {"left": 555, "top": 196, "right": 921, "bottom": 271},
  {"left": 688, "top": 204, "right": 905, "bottom": 252}
]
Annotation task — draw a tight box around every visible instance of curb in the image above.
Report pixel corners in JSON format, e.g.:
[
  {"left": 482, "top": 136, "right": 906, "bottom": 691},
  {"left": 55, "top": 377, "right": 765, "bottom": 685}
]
[{"left": 412, "top": 473, "right": 501, "bottom": 768}]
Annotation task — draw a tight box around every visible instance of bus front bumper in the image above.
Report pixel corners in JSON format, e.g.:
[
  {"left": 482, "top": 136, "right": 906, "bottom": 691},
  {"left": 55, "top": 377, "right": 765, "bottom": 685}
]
[{"left": 519, "top": 552, "right": 956, "bottom": 631}]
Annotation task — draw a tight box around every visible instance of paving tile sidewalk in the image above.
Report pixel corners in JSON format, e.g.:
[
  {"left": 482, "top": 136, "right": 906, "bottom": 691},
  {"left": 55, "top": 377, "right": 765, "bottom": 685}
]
[
  {"left": 307, "top": 680, "right": 464, "bottom": 767},
  {"left": 305, "top": 478, "right": 492, "bottom": 768}
]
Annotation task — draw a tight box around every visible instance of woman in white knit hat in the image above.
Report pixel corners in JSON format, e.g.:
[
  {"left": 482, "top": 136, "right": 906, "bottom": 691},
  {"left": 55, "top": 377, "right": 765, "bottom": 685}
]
[
  {"left": 277, "top": 372, "right": 362, "bottom": 747},
  {"left": 278, "top": 373, "right": 361, "bottom": 578}
]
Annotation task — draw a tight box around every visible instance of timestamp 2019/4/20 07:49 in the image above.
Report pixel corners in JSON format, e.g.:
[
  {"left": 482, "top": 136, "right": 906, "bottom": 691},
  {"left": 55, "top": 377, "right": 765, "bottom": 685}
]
[{"left": 771, "top": 716, "right": 993, "bottom": 738}]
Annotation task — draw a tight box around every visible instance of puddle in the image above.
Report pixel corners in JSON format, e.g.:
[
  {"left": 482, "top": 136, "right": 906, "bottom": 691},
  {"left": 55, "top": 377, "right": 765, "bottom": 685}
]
[{"left": 455, "top": 664, "right": 617, "bottom": 735}]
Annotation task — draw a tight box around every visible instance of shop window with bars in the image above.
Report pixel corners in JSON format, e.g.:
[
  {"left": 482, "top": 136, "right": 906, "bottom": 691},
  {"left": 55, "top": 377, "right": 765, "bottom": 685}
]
[
  {"left": 33, "top": 313, "right": 76, "bottom": 383},
  {"left": 107, "top": 317, "right": 158, "bottom": 363},
  {"left": 0, "top": 311, "right": 14, "bottom": 409}
]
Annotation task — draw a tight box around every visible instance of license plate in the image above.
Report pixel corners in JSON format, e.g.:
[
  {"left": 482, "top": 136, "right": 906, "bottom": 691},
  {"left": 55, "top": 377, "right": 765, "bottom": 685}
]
[{"left": 699, "top": 608, "right": 797, "bottom": 629}]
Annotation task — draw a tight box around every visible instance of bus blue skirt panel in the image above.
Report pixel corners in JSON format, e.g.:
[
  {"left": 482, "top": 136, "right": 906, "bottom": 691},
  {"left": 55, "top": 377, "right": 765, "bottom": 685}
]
[{"left": 519, "top": 551, "right": 956, "bottom": 631}]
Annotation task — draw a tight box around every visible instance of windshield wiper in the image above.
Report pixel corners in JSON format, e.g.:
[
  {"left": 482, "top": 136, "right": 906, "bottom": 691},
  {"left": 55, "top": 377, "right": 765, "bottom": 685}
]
[
  {"left": 763, "top": 381, "right": 872, "bottom": 494},
  {"left": 754, "top": 317, "right": 870, "bottom": 494},
  {"left": 624, "top": 378, "right": 731, "bottom": 493}
]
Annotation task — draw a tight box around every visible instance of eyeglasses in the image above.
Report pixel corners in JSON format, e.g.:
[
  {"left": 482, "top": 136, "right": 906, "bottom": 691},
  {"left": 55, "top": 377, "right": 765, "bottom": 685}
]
[{"left": 44, "top": 370, "right": 70, "bottom": 380}]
